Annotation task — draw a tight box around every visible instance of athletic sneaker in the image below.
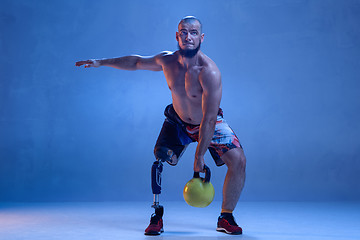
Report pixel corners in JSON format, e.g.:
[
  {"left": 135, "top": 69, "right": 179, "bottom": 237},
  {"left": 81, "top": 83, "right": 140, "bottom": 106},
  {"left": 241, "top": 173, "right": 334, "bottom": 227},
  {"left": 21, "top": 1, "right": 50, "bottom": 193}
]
[
  {"left": 144, "top": 213, "right": 164, "bottom": 235},
  {"left": 216, "top": 214, "right": 242, "bottom": 235}
]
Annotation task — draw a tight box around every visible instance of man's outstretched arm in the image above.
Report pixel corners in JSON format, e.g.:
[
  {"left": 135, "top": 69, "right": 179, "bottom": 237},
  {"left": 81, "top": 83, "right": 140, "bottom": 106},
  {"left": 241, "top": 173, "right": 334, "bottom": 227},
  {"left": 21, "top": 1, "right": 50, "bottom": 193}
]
[{"left": 75, "top": 51, "right": 171, "bottom": 71}]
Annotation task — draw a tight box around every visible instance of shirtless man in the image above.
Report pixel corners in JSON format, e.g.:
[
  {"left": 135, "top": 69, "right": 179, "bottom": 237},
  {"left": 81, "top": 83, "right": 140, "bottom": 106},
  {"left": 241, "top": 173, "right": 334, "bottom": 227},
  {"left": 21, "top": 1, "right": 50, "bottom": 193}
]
[{"left": 75, "top": 16, "right": 246, "bottom": 235}]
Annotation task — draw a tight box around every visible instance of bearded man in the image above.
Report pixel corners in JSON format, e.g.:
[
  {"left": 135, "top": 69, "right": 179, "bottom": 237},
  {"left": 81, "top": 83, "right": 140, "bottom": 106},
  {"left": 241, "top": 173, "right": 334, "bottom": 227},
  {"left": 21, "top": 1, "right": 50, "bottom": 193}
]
[{"left": 75, "top": 16, "right": 246, "bottom": 235}]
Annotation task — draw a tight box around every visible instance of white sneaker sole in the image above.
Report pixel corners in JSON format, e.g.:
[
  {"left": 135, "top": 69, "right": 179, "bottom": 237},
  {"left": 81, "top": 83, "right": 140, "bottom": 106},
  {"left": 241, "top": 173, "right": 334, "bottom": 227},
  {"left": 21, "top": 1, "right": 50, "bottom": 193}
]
[{"left": 216, "top": 227, "right": 242, "bottom": 235}]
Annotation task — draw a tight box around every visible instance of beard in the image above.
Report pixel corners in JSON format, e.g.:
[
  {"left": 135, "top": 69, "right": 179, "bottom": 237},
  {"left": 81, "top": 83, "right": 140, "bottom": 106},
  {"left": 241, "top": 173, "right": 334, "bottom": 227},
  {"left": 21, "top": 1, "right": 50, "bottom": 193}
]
[{"left": 178, "top": 41, "right": 201, "bottom": 58}]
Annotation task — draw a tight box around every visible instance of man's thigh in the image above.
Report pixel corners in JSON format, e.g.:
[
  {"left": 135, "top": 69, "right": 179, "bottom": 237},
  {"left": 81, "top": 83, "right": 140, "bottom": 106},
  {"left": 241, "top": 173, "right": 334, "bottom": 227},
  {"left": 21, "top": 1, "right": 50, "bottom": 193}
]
[
  {"left": 208, "top": 117, "right": 242, "bottom": 166},
  {"left": 154, "top": 119, "right": 190, "bottom": 165}
]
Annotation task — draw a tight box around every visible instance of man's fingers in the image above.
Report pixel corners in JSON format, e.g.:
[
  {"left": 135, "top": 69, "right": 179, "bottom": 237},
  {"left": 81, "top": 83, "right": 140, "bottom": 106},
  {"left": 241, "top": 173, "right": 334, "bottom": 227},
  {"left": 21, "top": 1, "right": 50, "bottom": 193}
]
[
  {"left": 75, "top": 60, "right": 93, "bottom": 67},
  {"left": 194, "top": 163, "right": 205, "bottom": 173},
  {"left": 75, "top": 61, "right": 87, "bottom": 67}
]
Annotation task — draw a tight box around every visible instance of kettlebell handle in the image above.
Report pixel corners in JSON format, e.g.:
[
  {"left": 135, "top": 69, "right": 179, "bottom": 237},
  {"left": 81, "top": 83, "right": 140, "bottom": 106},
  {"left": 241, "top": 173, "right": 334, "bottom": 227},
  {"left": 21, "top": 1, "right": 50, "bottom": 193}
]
[{"left": 193, "top": 165, "right": 211, "bottom": 183}]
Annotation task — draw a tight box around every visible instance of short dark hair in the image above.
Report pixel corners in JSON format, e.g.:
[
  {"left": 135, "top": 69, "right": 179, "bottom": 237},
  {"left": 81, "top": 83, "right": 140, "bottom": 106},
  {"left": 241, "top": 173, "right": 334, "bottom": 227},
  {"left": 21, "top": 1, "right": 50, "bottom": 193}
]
[{"left": 179, "top": 16, "right": 202, "bottom": 33}]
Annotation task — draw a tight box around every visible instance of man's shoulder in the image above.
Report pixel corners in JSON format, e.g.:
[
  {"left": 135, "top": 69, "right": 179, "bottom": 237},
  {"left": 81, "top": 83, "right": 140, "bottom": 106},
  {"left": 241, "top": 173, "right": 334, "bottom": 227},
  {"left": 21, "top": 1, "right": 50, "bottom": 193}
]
[
  {"left": 197, "top": 57, "right": 221, "bottom": 86},
  {"left": 157, "top": 51, "right": 178, "bottom": 59},
  {"left": 200, "top": 55, "right": 220, "bottom": 77},
  {"left": 199, "top": 52, "right": 217, "bottom": 67},
  {"left": 156, "top": 51, "right": 178, "bottom": 64}
]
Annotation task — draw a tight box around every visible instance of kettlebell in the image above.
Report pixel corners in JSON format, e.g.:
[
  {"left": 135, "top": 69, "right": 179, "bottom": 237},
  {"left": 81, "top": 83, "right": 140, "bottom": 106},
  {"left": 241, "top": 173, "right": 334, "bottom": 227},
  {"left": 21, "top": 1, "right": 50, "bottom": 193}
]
[{"left": 183, "top": 165, "right": 215, "bottom": 208}]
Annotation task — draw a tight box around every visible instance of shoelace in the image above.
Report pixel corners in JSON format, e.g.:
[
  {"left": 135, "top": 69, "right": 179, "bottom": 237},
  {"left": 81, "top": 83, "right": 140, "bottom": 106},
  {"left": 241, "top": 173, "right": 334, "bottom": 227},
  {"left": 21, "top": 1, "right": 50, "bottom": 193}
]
[{"left": 222, "top": 215, "right": 238, "bottom": 226}]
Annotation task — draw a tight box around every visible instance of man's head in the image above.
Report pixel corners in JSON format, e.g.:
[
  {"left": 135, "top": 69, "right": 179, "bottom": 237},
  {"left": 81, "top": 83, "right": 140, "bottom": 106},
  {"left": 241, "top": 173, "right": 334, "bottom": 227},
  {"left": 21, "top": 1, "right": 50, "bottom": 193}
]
[{"left": 176, "top": 16, "right": 204, "bottom": 58}]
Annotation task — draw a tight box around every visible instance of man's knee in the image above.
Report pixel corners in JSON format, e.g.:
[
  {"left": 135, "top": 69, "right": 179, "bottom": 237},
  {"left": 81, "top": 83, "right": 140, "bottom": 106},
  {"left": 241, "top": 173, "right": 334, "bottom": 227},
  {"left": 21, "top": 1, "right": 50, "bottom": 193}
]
[
  {"left": 154, "top": 146, "right": 179, "bottom": 166},
  {"left": 222, "top": 147, "right": 246, "bottom": 172}
]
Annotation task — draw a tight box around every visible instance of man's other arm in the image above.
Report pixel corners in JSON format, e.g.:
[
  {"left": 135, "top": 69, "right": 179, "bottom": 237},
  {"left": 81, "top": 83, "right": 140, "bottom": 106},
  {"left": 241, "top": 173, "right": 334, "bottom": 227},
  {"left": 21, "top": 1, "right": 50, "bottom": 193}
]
[
  {"left": 75, "top": 51, "right": 171, "bottom": 71},
  {"left": 194, "top": 68, "right": 222, "bottom": 172}
]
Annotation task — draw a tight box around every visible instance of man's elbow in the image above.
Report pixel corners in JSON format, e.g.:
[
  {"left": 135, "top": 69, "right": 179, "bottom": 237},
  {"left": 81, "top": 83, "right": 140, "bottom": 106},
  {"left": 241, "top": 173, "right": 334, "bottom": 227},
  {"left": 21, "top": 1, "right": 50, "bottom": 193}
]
[
  {"left": 202, "top": 116, "right": 217, "bottom": 127},
  {"left": 132, "top": 56, "right": 142, "bottom": 70}
]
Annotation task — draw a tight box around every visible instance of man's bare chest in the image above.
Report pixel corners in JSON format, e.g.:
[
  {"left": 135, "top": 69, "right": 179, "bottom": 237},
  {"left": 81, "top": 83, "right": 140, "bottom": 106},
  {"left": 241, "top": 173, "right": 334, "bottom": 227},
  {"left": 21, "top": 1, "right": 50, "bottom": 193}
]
[{"left": 163, "top": 67, "right": 203, "bottom": 97}]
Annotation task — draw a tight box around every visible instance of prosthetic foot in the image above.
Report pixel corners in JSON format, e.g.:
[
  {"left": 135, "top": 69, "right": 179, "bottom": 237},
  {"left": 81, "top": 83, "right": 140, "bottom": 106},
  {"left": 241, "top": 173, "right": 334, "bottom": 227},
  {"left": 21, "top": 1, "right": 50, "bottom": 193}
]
[{"left": 145, "top": 205, "right": 164, "bottom": 235}]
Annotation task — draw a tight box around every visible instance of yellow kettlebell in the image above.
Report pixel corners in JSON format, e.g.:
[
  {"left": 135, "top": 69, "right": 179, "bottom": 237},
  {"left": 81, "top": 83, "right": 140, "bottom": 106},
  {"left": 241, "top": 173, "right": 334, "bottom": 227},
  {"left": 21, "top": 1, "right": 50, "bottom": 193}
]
[{"left": 183, "top": 165, "right": 215, "bottom": 208}]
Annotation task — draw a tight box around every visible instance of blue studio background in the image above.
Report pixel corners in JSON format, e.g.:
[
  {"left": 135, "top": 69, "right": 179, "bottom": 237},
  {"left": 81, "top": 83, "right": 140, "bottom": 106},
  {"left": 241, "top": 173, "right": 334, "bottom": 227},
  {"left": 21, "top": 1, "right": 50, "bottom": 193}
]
[{"left": 1, "top": 0, "right": 359, "bottom": 202}]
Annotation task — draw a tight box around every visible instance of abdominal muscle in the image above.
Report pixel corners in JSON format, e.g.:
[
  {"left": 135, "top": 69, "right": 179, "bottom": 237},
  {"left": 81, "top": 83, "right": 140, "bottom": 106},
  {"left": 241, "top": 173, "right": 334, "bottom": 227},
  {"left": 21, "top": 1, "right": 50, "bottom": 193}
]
[{"left": 172, "top": 93, "right": 203, "bottom": 125}]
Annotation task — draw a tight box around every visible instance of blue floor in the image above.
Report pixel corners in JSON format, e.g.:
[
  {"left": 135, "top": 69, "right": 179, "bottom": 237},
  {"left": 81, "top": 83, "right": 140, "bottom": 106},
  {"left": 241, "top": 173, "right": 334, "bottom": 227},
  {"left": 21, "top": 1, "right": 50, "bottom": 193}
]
[{"left": 0, "top": 201, "right": 359, "bottom": 240}]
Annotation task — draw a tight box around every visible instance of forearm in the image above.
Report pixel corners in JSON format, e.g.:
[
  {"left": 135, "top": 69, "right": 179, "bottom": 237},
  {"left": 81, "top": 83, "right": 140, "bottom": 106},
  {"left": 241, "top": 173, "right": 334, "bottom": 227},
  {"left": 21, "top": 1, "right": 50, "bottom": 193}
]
[
  {"left": 98, "top": 56, "right": 140, "bottom": 70},
  {"left": 195, "top": 118, "right": 216, "bottom": 158}
]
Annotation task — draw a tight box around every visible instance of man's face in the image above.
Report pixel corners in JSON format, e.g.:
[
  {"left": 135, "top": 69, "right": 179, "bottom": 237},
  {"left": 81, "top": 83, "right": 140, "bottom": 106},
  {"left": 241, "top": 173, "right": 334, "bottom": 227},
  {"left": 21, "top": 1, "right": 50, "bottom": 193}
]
[{"left": 176, "top": 20, "right": 204, "bottom": 58}]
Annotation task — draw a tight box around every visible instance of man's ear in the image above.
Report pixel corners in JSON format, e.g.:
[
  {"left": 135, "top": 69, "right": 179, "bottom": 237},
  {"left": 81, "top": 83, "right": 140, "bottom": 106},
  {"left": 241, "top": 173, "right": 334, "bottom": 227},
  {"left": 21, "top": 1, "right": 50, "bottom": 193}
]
[
  {"left": 176, "top": 32, "right": 179, "bottom": 42},
  {"left": 201, "top": 33, "right": 205, "bottom": 43}
]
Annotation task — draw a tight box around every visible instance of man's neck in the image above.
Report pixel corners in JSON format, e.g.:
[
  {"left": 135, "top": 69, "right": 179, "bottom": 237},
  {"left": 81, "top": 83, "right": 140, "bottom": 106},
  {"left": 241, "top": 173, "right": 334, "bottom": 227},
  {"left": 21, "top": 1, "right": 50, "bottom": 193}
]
[{"left": 178, "top": 51, "right": 202, "bottom": 69}]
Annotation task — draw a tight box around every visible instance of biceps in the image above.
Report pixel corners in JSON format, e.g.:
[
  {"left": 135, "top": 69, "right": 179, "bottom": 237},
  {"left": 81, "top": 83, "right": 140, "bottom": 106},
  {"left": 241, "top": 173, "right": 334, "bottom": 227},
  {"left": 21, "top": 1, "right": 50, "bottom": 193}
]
[
  {"left": 202, "top": 87, "right": 222, "bottom": 119},
  {"left": 136, "top": 57, "right": 163, "bottom": 71}
]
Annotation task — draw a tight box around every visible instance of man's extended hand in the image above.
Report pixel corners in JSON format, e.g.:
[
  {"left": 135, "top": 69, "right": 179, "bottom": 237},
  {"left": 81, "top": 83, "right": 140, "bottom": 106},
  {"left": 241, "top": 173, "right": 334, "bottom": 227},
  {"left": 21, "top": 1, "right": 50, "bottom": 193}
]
[
  {"left": 75, "top": 59, "right": 101, "bottom": 68},
  {"left": 194, "top": 155, "right": 205, "bottom": 173}
]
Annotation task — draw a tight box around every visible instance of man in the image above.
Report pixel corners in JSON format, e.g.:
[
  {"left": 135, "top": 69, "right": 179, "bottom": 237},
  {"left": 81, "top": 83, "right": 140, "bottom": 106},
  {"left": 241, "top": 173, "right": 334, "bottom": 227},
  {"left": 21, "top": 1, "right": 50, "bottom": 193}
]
[{"left": 75, "top": 16, "right": 246, "bottom": 235}]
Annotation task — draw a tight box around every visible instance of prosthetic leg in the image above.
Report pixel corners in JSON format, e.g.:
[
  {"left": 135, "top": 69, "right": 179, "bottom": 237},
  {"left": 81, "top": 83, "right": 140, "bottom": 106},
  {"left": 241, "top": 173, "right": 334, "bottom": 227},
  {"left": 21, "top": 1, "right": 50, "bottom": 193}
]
[
  {"left": 145, "top": 147, "right": 179, "bottom": 235},
  {"left": 151, "top": 159, "right": 164, "bottom": 215},
  {"left": 144, "top": 159, "right": 164, "bottom": 235},
  {"left": 151, "top": 147, "right": 178, "bottom": 210}
]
